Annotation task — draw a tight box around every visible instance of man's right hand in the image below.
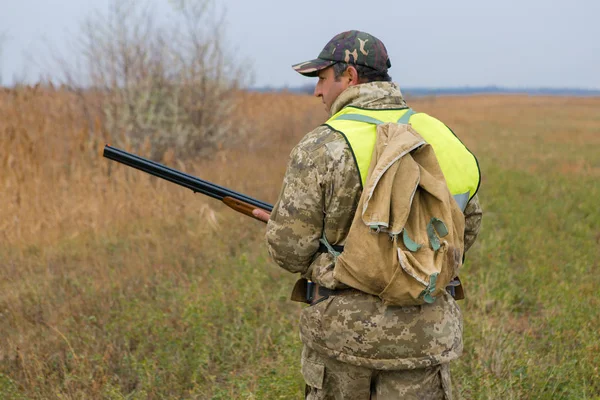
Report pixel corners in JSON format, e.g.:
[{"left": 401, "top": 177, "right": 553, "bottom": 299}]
[{"left": 252, "top": 208, "right": 271, "bottom": 223}]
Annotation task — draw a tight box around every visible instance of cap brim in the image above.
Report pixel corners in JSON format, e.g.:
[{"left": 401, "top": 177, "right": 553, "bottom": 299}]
[{"left": 292, "top": 58, "right": 336, "bottom": 77}]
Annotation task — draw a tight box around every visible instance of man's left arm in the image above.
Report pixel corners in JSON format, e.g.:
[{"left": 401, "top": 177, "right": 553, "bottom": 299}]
[
  {"left": 266, "top": 146, "right": 324, "bottom": 275},
  {"left": 463, "top": 194, "right": 483, "bottom": 253}
]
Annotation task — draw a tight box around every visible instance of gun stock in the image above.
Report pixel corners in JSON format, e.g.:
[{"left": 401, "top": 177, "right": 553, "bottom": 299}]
[{"left": 222, "top": 196, "right": 268, "bottom": 222}]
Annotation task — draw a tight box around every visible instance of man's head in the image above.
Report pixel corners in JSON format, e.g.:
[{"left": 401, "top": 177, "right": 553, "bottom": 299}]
[{"left": 292, "top": 30, "right": 392, "bottom": 112}]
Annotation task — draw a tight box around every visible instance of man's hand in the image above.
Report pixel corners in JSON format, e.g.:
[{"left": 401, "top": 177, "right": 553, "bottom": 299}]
[{"left": 252, "top": 208, "right": 271, "bottom": 223}]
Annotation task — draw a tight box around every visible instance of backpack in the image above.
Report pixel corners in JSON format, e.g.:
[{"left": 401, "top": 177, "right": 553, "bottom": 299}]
[{"left": 329, "top": 120, "right": 466, "bottom": 306}]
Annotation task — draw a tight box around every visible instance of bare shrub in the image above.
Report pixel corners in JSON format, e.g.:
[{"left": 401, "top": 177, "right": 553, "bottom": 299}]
[{"left": 58, "top": 0, "right": 245, "bottom": 160}]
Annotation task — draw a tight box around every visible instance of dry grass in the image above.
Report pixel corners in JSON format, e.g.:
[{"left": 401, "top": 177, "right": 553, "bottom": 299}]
[
  {"left": 1, "top": 86, "right": 599, "bottom": 399},
  {"left": 0, "top": 86, "right": 324, "bottom": 248},
  {"left": 412, "top": 95, "right": 600, "bottom": 176}
]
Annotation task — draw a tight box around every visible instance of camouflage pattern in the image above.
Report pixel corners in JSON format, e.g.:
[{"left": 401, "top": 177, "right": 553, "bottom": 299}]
[
  {"left": 463, "top": 194, "right": 483, "bottom": 253},
  {"left": 265, "top": 81, "right": 483, "bottom": 370},
  {"left": 302, "top": 346, "right": 452, "bottom": 399},
  {"left": 292, "top": 30, "right": 392, "bottom": 77}
]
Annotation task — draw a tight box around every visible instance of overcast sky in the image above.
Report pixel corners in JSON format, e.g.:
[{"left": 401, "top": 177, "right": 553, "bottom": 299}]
[{"left": 1, "top": 0, "right": 599, "bottom": 89}]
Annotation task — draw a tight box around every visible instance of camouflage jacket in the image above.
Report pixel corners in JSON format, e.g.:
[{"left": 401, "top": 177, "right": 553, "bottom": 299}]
[{"left": 266, "top": 81, "right": 483, "bottom": 370}]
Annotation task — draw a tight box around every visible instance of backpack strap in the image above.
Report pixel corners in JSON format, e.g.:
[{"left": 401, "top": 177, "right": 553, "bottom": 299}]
[
  {"left": 317, "top": 241, "right": 344, "bottom": 254},
  {"left": 318, "top": 231, "right": 343, "bottom": 258}
]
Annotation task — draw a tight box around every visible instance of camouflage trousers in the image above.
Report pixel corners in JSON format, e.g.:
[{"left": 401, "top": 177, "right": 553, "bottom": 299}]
[{"left": 301, "top": 346, "right": 452, "bottom": 400}]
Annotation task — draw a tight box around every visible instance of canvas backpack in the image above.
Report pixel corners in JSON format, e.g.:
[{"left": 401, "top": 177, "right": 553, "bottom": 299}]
[{"left": 327, "top": 119, "right": 466, "bottom": 306}]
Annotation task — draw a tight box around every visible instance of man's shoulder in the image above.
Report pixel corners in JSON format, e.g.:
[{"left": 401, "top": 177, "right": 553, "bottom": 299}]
[{"left": 295, "top": 124, "right": 347, "bottom": 155}]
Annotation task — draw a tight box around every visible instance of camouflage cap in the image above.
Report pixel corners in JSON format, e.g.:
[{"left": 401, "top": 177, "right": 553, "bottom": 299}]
[{"left": 292, "top": 30, "right": 392, "bottom": 77}]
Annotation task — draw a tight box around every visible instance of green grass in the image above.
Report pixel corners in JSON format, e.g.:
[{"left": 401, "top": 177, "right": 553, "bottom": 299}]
[
  {"left": 454, "top": 161, "right": 600, "bottom": 399},
  {"left": 0, "top": 214, "right": 304, "bottom": 399}
]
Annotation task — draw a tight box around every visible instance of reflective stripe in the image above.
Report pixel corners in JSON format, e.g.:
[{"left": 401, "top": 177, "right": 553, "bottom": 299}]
[
  {"left": 452, "top": 192, "right": 470, "bottom": 211},
  {"left": 333, "top": 109, "right": 416, "bottom": 126},
  {"left": 334, "top": 113, "right": 385, "bottom": 125},
  {"left": 397, "top": 108, "right": 416, "bottom": 124}
]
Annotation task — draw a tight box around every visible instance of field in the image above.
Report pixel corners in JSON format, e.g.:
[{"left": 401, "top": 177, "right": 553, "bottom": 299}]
[{"left": 1, "top": 86, "right": 599, "bottom": 399}]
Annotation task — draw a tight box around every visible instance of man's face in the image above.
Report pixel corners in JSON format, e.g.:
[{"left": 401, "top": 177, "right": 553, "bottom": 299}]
[{"left": 314, "top": 65, "right": 350, "bottom": 115}]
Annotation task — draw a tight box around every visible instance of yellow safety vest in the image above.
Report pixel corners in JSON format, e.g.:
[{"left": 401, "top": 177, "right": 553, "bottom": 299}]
[{"left": 325, "top": 107, "right": 480, "bottom": 211}]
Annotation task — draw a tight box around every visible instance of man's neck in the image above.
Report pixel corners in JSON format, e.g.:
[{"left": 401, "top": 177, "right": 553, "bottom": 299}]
[{"left": 329, "top": 81, "right": 407, "bottom": 116}]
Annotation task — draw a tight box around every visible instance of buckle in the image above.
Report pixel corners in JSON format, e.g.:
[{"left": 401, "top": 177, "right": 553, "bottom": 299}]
[{"left": 445, "top": 278, "right": 465, "bottom": 300}]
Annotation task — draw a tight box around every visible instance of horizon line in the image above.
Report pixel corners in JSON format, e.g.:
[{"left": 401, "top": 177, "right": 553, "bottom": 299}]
[{"left": 250, "top": 84, "right": 600, "bottom": 92}]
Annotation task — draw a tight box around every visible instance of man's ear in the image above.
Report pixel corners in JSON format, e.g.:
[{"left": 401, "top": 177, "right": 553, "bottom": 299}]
[{"left": 346, "top": 65, "right": 360, "bottom": 86}]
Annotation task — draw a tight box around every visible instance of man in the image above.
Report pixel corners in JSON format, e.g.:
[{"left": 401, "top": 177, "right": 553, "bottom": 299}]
[{"left": 254, "top": 30, "right": 482, "bottom": 399}]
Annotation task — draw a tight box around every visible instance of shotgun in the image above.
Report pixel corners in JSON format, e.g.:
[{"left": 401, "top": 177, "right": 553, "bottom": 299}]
[{"left": 102, "top": 145, "right": 273, "bottom": 223}]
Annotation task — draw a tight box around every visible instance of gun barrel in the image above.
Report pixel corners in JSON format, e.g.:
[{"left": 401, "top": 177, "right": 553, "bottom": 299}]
[{"left": 103, "top": 145, "right": 273, "bottom": 212}]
